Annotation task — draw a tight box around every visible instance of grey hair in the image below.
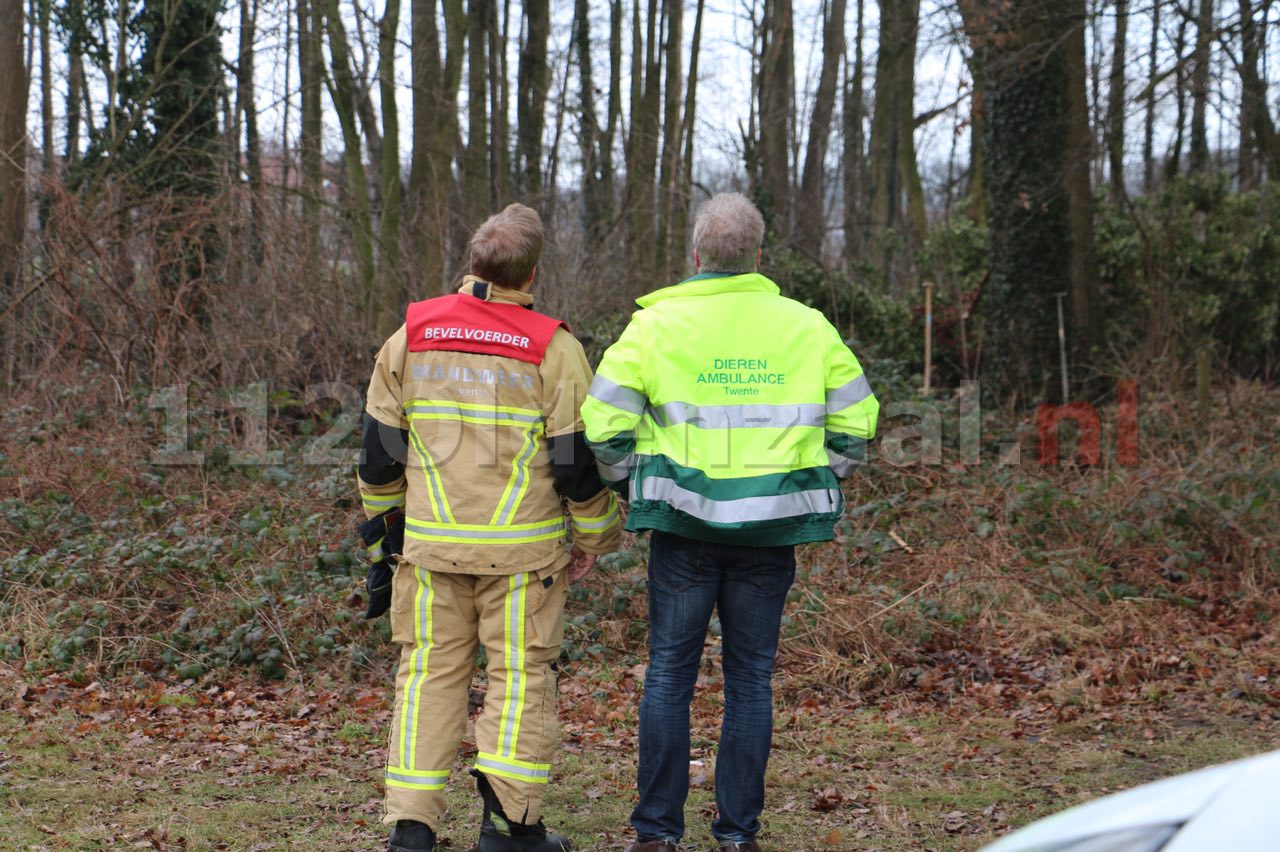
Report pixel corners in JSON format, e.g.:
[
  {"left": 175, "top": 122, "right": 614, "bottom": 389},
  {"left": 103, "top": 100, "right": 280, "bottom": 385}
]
[{"left": 691, "top": 193, "right": 764, "bottom": 273}]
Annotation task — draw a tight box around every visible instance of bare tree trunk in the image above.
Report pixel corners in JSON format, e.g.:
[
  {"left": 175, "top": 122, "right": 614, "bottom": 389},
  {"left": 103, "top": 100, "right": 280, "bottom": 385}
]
[
  {"left": 573, "top": 0, "right": 604, "bottom": 236},
  {"left": 65, "top": 52, "right": 83, "bottom": 166},
  {"left": 1, "top": 0, "right": 26, "bottom": 379},
  {"left": 238, "top": 0, "right": 265, "bottom": 265},
  {"left": 37, "top": 0, "right": 50, "bottom": 228},
  {"left": 672, "top": 0, "right": 704, "bottom": 269},
  {"left": 1166, "top": 13, "right": 1189, "bottom": 178},
  {"left": 897, "top": 12, "right": 926, "bottom": 248},
  {"left": 656, "top": 0, "right": 683, "bottom": 277},
  {"left": 377, "top": 0, "right": 403, "bottom": 329},
  {"left": 516, "top": 0, "right": 549, "bottom": 198},
  {"left": 843, "top": 0, "right": 866, "bottom": 267},
  {"left": 1237, "top": 0, "right": 1278, "bottom": 186},
  {"left": 465, "top": 0, "right": 490, "bottom": 226},
  {"left": 298, "top": 0, "right": 323, "bottom": 254},
  {"left": 1143, "top": 0, "right": 1158, "bottom": 191},
  {"left": 601, "top": 0, "right": 622, "bottom": 225},
  {"left": 488, "top": 0, "right": 510, "bottom": 205},
  {"left": 795, "top": 0, "right": 847, "bottom": 261},
  {"left": 1106, "top": 0, "right": 1127, "bottom": 198},
  {"left": 1188, "top": 0, "right": 1212, "bottom": 173},
  {"left": 321, "top": 0, "right": 377, "bottom": 316},
  {"left": 1065, "top": 0, "right": 1098, "bottom": 362},
  {"left": 409, "top": 0, "right": 464, "bottom": 294},
  {"left": 624, "top": 0, "right": 661, "bottom": 290},
  {"left": 758, "top": 0, "right": 793, "bottom": 237},
  {"left": 868, "top": 0, "right": 922, "bottom": 273}
]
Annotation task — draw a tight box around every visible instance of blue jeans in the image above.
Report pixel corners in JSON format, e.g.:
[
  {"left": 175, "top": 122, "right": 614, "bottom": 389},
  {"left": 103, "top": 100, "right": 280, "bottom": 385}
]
[{"left": 631, "top": 531, "right": 796, "bottom": 845}]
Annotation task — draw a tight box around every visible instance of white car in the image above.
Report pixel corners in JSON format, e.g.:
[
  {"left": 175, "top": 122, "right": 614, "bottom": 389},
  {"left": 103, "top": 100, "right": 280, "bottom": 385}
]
[{"left": 981, "top": 749, "right": 1280, "bottom": 852}]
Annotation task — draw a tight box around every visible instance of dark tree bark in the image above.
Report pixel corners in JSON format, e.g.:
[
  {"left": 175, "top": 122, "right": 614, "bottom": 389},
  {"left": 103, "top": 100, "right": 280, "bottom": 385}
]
[
  {"left": 298, "top": 0, "right": 323, "bottom": 253},
  {"left": 0, "top": 0, "right": 25, "bottom": 376},
  {"left": 465, "top": 0, "right": 490, "bottom": 226},
  {"left": 656, "top": 0, "right": 683, "bottom": 277},
  {"left": 377, "top": 0, "right": 403, "bottom": 329},
  {"left": 1188, "top": 0, "right": 1213, "bottom": 173},
  {"left": 573, "top": 0, "right": 609, "bottom": 238},
  {"left": 237, "top": 0, "right": 264, "bottom": 264},
  {"left": 794, "top": 0, "right": 847, "bottom": 261},
  {"left": 1238, "top": 0, "right": 1280, "bottom": 184},
  {"left": 963, "top": 0, "right": 1086, "bottom": 402},
  {"left": 1166, "top": 13, "right": 1189, "bottom": 178},
  {"left": 409, "top": 0, "right": 464, "bottom": 294},
  {"left": 1143, "top": 0, "right": 1159, "bottom": 191},
  {"left": 624, "top": 0, "right": 660, "bottom": 289},
  {"left": 1064, "top": 0, "right": 1098, "bottom": 363},
  {"left": 487, "top": 0, "right": 509, "bottom": 205},
  {"left": 868, "top": 0, "right": 923, "bottom": 273},
  {"left": 842, "top": 0, "right": 867, "bottom": 266},
  {"left": 758, "top": 0, "right": 793, "bottom": 237},
  {"left": 602, "top": 0, "right": 622, "bottom": 223},
  {"left": 671, "top": 0, "right": 705, "bottom": 270},
  {"left": 516, "top": 0, "right": 549, "bottom": 198},
  {"left": 1106, "top": 0, "right": 1127, "bottom": 197}
]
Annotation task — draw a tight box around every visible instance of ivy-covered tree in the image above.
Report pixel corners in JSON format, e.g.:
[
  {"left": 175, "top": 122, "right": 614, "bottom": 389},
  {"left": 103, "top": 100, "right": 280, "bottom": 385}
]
[{"left": 960, "top": 0, "right": 1089, "bottom": 403}]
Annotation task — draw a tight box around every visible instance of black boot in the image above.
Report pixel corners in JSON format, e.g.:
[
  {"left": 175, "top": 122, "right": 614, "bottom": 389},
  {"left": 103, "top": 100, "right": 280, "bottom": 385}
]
[
  {"left": 388, "top": 819, "right": 436, "bottom": 852},
  {"left": 473, "top": 769, "right": 572, "bottom": 851}
]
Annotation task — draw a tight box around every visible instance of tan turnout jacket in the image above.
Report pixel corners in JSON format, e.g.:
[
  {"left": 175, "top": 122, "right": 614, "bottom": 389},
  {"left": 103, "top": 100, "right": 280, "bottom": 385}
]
[{"left": 359, "top": 279, "right": 620, "bottom": 574}]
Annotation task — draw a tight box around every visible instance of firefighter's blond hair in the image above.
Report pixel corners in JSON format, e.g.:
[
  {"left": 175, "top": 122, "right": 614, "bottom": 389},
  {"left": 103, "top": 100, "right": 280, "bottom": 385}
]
[{"left": 469, "top": 203, "right": 544, "bottom": 288}]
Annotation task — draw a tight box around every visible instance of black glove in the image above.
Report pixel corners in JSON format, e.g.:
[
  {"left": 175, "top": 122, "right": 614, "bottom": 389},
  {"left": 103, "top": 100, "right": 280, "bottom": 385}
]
[{"left": 357, "top": 509, "right": 404, "bottom": 620}]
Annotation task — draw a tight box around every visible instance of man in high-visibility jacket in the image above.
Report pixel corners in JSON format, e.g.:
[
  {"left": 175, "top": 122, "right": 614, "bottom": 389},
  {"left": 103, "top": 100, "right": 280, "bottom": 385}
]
[
  {"left": 359, "top": 203, "right": 621, "bottom": 852},
  {"left": 581, "top": 193, "right": 878, "bottom": 852}
]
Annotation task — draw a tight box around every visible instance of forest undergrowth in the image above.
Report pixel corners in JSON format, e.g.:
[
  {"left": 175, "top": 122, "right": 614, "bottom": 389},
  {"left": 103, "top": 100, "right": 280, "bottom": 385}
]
[{"left": 1, "top": 369, "right": 1277, "bottom": 850}]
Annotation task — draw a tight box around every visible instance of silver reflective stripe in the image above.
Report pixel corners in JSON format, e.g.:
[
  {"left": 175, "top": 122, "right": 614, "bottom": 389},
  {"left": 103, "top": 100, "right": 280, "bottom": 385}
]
[
  {"left": 648, "top": 401, "right": 826, "bottom": 429},
  {"left": 405, "top": 518, "right": 567, "bottom": 540},
  {"left": 641, "top": 477, "right": 840, "bottom": 524},
  {"left": 406, "top": 402, "right": 542, "bottom": 425},
  {"left": 573, "top": 507, "right": 619, "bottom": 532},
  {"left": 827, "top": 448, "right": 857, "bottom": 478},
  {"left": 385, "top": 769, "right": 448, "bottom": 787},
  {"left": 596, "top": 457, "right": 631, "bottom": 483},
  {"left": 589, "top": 374, "right": 647, "bottom": 414},
  {"left": 826, "top": 375, "right": 873, "bottom": 412},
  {"left": 476, "top": 755, "right": 550, "bottom": 781}
]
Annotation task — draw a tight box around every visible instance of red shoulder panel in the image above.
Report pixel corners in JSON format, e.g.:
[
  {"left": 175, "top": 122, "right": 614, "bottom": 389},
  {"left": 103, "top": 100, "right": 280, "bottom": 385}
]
[{"left": 405, "top": 293, "right": 569, "bottom": 365}]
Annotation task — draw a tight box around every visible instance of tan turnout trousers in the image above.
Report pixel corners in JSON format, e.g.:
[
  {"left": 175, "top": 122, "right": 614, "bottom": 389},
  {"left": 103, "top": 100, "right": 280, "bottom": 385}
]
[{"left": 384, "top": 561, "right": 567, "bottom": 829}]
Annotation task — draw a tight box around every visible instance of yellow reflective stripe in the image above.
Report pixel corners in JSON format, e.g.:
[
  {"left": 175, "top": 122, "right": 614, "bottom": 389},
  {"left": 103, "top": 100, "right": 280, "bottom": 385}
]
[
  {"left": 399, "top": 567, "right": 434, "bottom": 770},
  {"left": 367, "top": 537, "right": 385, "bottom": 560},
  {"left": 405, "top": 399, "right": 542, "bottom": 426},
  {"left": 571, "top": 498, "right": 620, "bottom": 533},
  {"left": 476, "top": 752, "right": 551, "bottom": 783},
  {"left": 404, "top": 516, "right": 567, "bottom": 545},
  {"left": 407, "top": 426, "right": 455, "bottom": 524},
  {"left": 490, "top": 423, "right": 542, "bottom": 525},
  {"left": 362, "top": 491, "right": 406, "bottom": 511},
  {"left": 497, "top": 573, "right": 529, "bottom": 758}
]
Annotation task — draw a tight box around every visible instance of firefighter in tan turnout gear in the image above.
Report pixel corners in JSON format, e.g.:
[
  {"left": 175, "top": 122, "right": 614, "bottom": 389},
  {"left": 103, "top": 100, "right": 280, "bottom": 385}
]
[{"left": 357, "top": 204, "right": 621, "bottom": 852}]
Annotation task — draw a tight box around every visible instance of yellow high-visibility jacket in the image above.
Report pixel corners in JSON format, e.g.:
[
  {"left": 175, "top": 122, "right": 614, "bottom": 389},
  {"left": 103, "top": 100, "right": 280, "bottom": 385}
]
[{"left": 581, "top": 271, "right": 878, "bottom": 546}]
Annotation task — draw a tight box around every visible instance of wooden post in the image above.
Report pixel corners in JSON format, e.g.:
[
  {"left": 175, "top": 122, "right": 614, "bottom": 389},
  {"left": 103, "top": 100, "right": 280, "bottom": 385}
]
[
  {"left": 1196, "top": 349, "right": 1211, "bottom": 425},
  {"left": 922, "top": 281, "right": 933, "bottom": 395},
  {"left": 1054, "top": 291, "right": 1070, "bottom": 402}
]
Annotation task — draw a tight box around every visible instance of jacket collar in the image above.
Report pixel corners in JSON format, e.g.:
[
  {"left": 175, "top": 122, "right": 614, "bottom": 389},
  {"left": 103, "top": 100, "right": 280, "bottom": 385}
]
[
  {"left": 635, "top": 271, "right": 780, "bottom": 308},
  {"left": 459, "top": 275, "right": 535, "bottom": 307}
]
